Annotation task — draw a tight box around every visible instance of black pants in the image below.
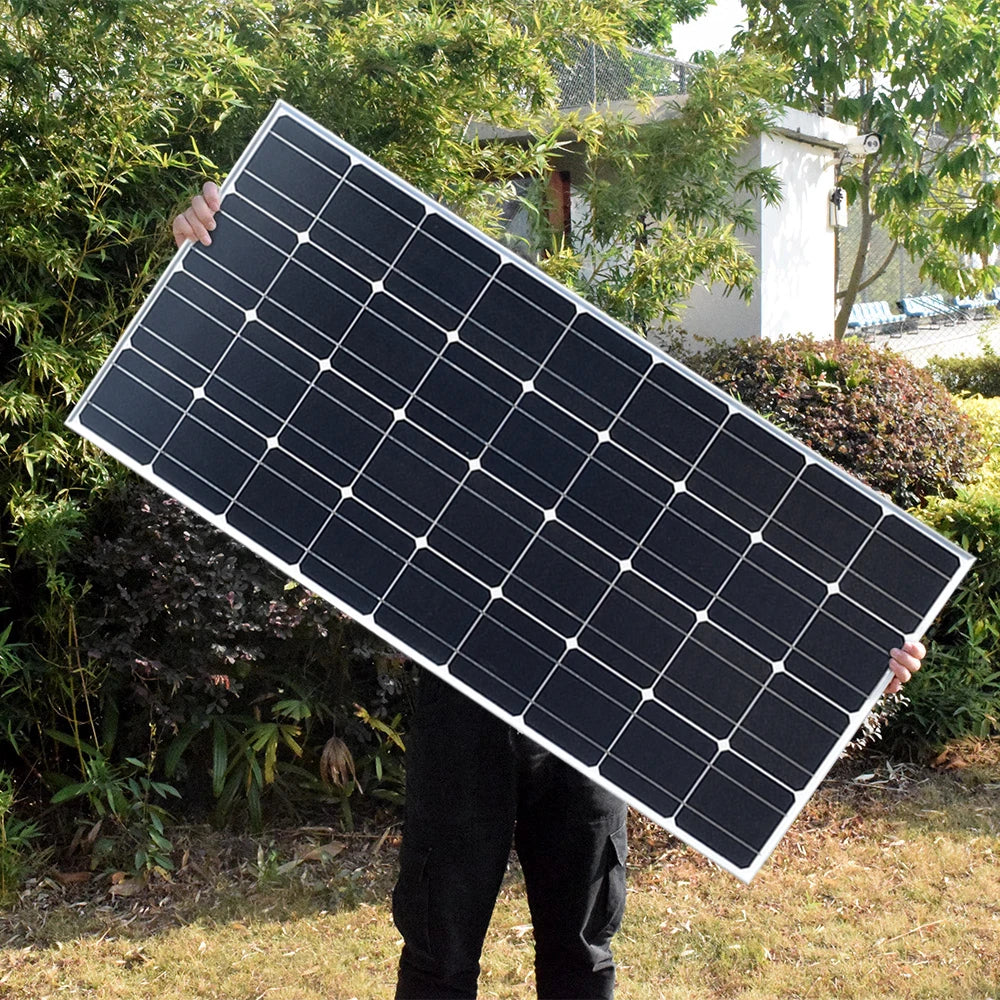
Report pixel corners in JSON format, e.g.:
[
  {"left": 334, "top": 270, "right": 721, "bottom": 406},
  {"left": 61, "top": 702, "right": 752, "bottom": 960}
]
[{"left": 393, "top": 671, "right": 628, "bottom": 1000}]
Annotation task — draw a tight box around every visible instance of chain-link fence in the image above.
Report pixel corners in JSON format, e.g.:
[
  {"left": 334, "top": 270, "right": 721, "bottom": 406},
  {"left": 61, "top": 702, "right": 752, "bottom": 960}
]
[
  {"left": 837, "top": 221, "right": 1000, "bottom": 365},
  {"left": 555, "top": 44, "right": 693, "bottom": 107}
]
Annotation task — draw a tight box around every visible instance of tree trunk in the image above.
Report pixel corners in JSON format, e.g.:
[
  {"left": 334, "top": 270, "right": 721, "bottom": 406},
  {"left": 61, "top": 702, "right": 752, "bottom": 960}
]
[{"left": 834, "top": 168, "right": 875, "bottom": 340}]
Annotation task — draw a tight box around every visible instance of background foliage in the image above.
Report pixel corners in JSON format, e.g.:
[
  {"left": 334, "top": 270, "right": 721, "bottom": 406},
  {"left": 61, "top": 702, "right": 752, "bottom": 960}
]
[
  {"left": 928, "top": 345, "right": 1000, "bottom": 399},
  {"left": 0, "top": 0, "right": 640, "bottom": 860},
  {"left": 891, "top": 395, "right": 1000, "bottom": 750},
  {"left": 2, "top": 0, "right": 285, "bottom": 862},
  {"left": 2, "top": 0, "right": 792, "bottom": 875},
  {"left": 738, "top": 0, "right": 1000, "bottom": 339},
  {"left": 3, "top": 0, "right": 996, "bottom": 885}
]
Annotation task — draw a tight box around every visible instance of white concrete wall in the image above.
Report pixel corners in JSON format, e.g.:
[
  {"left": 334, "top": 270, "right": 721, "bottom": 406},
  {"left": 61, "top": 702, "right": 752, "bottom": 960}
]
[
  {"left": 758, "top": 132, "right": 838, "bottom": 341},
  {"left": 674, "top": 136, "right": 764, "bottom": 348},
  {"left": 678, "top": 258, "right": 762, "bottom": 346},
  {"left": 676, "top": 114, "right": 851, "bottom": 345}
]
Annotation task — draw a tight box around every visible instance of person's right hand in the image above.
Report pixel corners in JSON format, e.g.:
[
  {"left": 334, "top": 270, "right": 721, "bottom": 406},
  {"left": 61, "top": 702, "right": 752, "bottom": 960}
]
[{"left": 172, "top": 181, "right": 222, "bottom": 248}]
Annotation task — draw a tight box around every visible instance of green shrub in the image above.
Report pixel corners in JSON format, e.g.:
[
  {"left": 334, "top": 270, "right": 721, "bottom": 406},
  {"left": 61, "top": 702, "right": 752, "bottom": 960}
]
[
  {"left": 927, "top": 347, "right": 1000, "bottom": 398},
  {"left": 955, "top": 395, "right": 1000, "bottom": 492},
  {"left": 0, "top": 770, "right": 41, "bottom": 901},
  {"left": 690, "top": 336, "right": 984, "bottom": 508},
  {"left": 884, "top": 395, "right": 1000, "bottom": 750},
  {"left": 888, "top": 492, "right": 1000, "bottom": 749},
  {"left": 49, "top": 742, "right": 180, "bottom": 875}
]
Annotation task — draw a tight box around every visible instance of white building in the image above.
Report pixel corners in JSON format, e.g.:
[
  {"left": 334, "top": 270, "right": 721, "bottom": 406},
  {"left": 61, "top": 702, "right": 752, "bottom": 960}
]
[
  {"left": 679, "top": 108, "right": 857, "bottom": 345},
  {"left": 477, "top": 45, "right": 859, "bottom": 346}
]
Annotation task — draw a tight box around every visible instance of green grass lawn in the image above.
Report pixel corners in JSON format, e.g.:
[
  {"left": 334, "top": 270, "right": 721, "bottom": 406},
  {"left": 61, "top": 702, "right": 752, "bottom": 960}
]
[{"left": 2, "top": 753, "right": 998, "bottom": 999}]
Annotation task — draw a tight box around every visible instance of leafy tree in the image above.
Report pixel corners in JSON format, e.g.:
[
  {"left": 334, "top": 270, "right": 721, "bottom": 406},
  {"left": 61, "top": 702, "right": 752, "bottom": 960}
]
[
  {"left": 625, "top": 0, "right": 713, "bottom": 48},
  {"left": 538, "top": 49, "right": 787, "bottom": 334},
  {"left": 737, "top": 0, "right": 1000, "bottom": 340},
  {"left": 217, "top": 0, "right": 634, "bottom": 226},
  {"left": 1, "top": 0, "right": 282, "bottom": 769}
]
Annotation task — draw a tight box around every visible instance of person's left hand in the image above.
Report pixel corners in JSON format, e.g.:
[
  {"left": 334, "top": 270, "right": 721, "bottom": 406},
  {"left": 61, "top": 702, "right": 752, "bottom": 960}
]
[{"left": 884, "top": 639, "right": 926, "bottom": 695}]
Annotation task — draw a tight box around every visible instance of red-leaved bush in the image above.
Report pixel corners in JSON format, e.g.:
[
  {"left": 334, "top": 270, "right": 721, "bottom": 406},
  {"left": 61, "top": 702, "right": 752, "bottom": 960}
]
[
  {"left": 76, "top": 482, "right": 410, "bottom": 823},
  {"left": 689, "top": 336, "right": 984, "bottom": 508}
]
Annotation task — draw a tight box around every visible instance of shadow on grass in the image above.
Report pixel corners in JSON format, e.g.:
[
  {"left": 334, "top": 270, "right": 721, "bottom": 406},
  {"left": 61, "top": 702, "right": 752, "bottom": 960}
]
[
  {"left": 4, "top": 755, "right": 999, "bottom": 953},
  {"left": 0, "top": 825, "right": 401, "bottom": 949},
  {"left": 822, "top": 754, "right": 1000, "bottom": 837}
]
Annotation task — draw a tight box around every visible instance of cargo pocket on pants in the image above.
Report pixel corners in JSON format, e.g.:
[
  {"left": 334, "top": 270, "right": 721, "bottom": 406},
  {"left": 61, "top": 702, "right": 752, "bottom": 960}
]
[
  {"left": 603, "top": 820, "right": 629, "bottom": 940},
  {"left": 585, "top": 819, "right": 628, "bottom": 945}
]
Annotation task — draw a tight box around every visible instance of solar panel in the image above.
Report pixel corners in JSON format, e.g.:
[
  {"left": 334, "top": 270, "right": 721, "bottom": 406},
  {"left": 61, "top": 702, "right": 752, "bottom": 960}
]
[{"left": 67, "top": 101, "right": 973, "bottom": 881}]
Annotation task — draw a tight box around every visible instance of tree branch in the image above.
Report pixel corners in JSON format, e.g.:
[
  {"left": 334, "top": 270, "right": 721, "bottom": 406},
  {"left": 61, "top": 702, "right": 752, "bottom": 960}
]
[{"left": 858, "top": 239, "right": 901, "bottom": 293}]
